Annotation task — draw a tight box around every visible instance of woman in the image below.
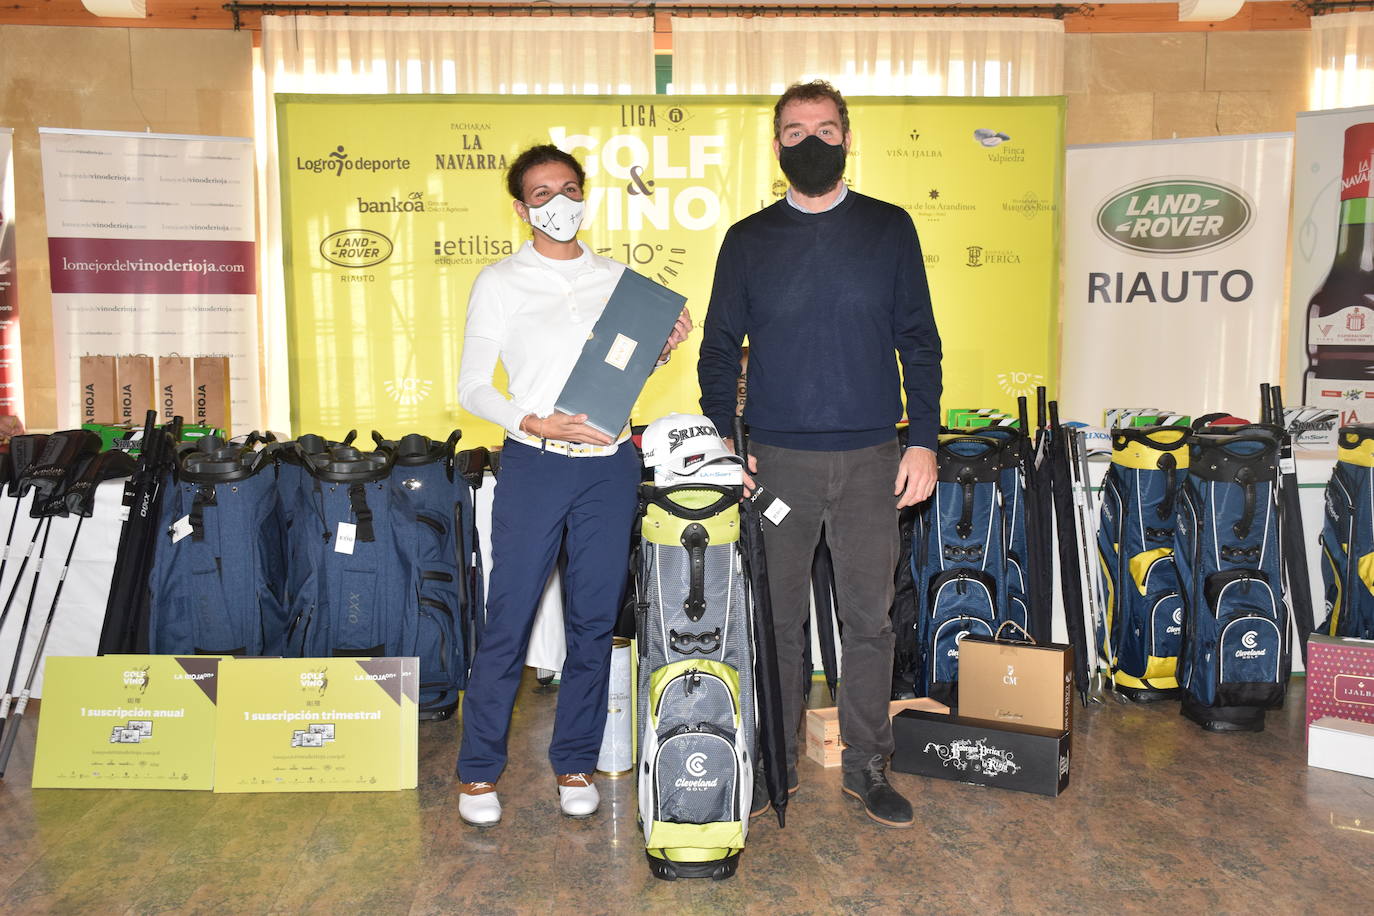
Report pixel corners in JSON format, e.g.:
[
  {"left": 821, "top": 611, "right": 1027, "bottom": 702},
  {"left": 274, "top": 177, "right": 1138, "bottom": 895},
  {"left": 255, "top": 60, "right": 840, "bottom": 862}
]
[{"left": 455, "top": 144, "right": 691, "bottom": 827}]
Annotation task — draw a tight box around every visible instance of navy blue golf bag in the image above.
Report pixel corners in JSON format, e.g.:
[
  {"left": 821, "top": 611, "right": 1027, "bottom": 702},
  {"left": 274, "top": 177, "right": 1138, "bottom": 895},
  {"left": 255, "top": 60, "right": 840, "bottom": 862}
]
[
  {"left": 913, "top": 434, "right": 1010, "bottom": 704},
  {"left": 1175, "top": 429, "right": 1292, "bottom": 732},
  {"left": 147, "top": 436, "right": 289, "bottom": 656},
  {"left": 1096, "top": 426, "right": 1189, "bottom": 701},
  {"left": 1318, "top": 426, "right": 1374, "bottom": 639}
]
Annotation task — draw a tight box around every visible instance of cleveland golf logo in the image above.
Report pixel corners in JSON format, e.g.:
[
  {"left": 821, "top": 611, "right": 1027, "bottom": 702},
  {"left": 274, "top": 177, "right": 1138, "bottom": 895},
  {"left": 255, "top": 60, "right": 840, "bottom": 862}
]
[
  {"left": 674, "top": 751, "right": 720, "bottom": 790},
  {"left": 1096, "top": 180, "right": 1251, "bottom": 254},
  {"left": 1235, "top": 630, "right": 1268, "bottom": 660}
]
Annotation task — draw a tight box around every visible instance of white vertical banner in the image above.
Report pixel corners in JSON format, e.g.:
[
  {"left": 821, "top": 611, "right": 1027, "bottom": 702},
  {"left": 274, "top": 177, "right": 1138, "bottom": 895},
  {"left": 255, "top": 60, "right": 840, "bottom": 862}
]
[
  {"left": 38, "top": 128, "right": 260, "bottom": 433},
  {"left": 1288, "top": 105, "right": 1374, "bottom": 425},
  {"left": 1061, "top": 135, "right": 1293, "bottom": 423},
  {"left": 0, "top": 127, "right": 21, "bottom": 417}
]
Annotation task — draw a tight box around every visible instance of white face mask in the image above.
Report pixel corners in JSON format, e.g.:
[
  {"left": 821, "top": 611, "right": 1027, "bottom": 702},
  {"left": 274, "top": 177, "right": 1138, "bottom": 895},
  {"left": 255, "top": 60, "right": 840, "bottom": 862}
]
[{"left": 526, "top": 193, "right": 585, "bottom": 242}]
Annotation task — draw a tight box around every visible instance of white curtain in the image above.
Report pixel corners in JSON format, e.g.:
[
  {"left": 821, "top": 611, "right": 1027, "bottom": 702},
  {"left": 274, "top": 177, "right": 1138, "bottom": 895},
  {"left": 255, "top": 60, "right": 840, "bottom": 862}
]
[
  {"left": 1311, "top": 12, "right": 1374, "bottom": 111},
  {"left": 254, "top": 15, "right": 656, "bottom": 432},
  {"left": 671, "top": 17, "right": 1064, "bottom": 97}
]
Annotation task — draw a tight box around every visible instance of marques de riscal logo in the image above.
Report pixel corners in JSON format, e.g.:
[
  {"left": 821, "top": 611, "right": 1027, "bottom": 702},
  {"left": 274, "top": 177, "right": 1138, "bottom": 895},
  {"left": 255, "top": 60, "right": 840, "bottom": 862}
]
[
  {"left": 320, "top": 229, "right": 393, "bottom": 269},
  {"left": 296, "top": 145, "right": 410, "bottom": 177},
  {"left": 1096, "top": 180, "right": 1252, "bottom": 254}
]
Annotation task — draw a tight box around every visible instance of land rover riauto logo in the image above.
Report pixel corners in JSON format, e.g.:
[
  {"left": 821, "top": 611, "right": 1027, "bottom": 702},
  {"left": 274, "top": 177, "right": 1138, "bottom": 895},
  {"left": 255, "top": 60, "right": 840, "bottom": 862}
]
[
  {"left": 1242, "top": 631, "right": 1258, "bottom": 649},
  {"left": 320, "top": 228, "right": 394, "bottom": 268},
  {"left": 1096, "top": 180, "right": 1251, "bottom": 254},
  {"left": 685, "top": 752, "right": 708, "bottom": 777}
]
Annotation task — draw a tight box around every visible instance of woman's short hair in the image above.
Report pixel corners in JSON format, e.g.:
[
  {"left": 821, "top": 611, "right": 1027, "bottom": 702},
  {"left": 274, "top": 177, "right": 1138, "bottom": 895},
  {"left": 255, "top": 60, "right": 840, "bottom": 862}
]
[{"left": 505, "top": 144, "right": 587, "bottom": 201}]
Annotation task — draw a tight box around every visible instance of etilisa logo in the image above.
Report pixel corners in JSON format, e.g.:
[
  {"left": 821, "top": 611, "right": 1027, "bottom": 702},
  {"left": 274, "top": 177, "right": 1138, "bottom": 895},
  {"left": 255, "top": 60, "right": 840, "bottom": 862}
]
[
  {"left": 1096, "top": 180, "right": 1252, "bottom": 254},
  {"left": 383, "top": 377, "right": 434, "bottom": 406}
]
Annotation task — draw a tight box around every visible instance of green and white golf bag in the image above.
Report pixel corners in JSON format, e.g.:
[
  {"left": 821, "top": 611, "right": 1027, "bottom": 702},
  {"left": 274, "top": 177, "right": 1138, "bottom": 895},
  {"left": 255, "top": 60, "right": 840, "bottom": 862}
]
[{"left": 636, "top": 483, "right": 753, "bottom": 881}]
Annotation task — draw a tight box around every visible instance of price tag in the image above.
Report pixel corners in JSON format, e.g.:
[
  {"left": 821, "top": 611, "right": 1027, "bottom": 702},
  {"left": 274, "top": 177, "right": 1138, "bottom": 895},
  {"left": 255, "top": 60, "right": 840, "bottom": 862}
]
[
  {"left": 170, "top": 516, "right": 193, "bottom": 543},
  {"left": 335, "top": 521, "right": 357, "bottom": 555},
  {"left": 1279, "top": 456, "right": 1297, "bottom": 475},
  {"left": 752, "top": 486, "right": 791, "bottom": 526}
]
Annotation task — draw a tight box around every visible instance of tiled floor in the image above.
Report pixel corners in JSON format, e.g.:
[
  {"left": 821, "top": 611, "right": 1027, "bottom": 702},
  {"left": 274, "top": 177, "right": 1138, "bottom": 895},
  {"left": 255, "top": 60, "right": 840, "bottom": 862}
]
[{"left": 0, "top": 673, "right": 1370, "bottom": 914}]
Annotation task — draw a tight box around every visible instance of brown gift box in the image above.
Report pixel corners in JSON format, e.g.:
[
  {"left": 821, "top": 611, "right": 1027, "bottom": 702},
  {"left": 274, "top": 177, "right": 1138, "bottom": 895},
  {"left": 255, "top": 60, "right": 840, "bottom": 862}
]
[
  {"left": 956, "top": 627, "right": 1073, "bottom": 733},
  {"left": 193, "top": 356, "right": 232, "bottom": 430},
  {"left": 78, "top": 355, "right": 117, "bottom": 425},
  {"left": 805, "top": 698, "right": 950, "bottom": 767},
  {"left": 115, "top": 355, "right": 155, "bottom": 427},
  {"left": 157, "top": 356, "right": 194, "bottom": 424}
]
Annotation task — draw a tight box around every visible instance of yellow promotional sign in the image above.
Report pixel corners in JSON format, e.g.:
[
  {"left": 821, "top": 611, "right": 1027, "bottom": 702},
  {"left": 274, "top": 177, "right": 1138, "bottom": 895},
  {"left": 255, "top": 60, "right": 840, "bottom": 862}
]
[
  {"left": 31, "top": 656, "right": 221, "bottom": 790},
  {"left": 278, "top": 95, "right": 1063, "bottom": 446},
  {"left": 214, "top": 657, "right": 417, "bottom": 793}
]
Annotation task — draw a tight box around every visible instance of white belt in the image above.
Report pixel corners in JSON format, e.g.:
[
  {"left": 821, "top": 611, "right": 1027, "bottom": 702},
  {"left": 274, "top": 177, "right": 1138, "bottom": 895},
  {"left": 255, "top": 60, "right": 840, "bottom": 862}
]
[{"left": 508, "top": 433, "right": 627, "bottom": 458}]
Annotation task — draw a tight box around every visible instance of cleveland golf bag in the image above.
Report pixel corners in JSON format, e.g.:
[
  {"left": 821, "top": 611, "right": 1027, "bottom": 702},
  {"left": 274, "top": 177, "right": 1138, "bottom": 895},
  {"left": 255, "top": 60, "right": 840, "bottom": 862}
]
[
  {"left": 911, "top": 433, "right": 1013, "bottom": 704},
  {"left": 636, "top": 481, "right": 754, "bottom": 881},
  {"left": 1096, "top": 426, "right": 1189, "bottom": 701},
  {"left": 147, "top": 436, "right": 289, "bottom": 656},
  {"left": 1175, "top": 429, "right": 1292, "bottom": 732},
  {"left": 1318, "top": 425, "right": 1374, "bottom": 639}
]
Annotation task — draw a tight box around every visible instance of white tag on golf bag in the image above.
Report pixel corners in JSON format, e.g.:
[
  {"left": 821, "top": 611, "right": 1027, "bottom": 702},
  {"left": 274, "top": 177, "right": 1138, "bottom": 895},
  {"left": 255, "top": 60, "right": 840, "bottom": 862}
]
[
  {"left": 335, "top": 521, "right": 357, "bottom": 555},
  {"left": 1279, "top": 456, "right": 1296, "bottom": 475},
  {"left": 170, "top": 515, "right": 193, "bottom": 543},
  {"left": 752, "top": 486, "right": 790, "bottom": 526}
]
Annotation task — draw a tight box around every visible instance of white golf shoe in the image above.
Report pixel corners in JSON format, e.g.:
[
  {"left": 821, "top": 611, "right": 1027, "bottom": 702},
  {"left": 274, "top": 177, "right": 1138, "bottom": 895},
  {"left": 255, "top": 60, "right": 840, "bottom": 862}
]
[
  {"left": 458, "top": 781, "right": 502, "bottom": 827},
  {"left": 556, "top": 773, "right": 599, "bottom": 818}
]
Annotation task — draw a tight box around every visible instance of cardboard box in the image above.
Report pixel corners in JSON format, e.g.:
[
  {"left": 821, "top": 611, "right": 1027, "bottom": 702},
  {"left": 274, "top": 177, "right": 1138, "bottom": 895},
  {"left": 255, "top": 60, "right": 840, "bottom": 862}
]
[
  {"left": 1308, "top": 717, "right": 1374, "bottom": 779},
  {"left": 115, "top": 355, "right": 154, "bottom": 426},
  {"left": 1306, "top": 634, "right": 1374, "bottom": 732},
  {"left": 193, "top": 356, "right": 232, "bottom": 431},
  {"left": 892, "top": 709, "right": 1071, "bottom": 797},
  {"left": 157, "top": 356, "right": 194, "bottom": 424},
  {"left": 957, "top": 634, "right": 1073, "bottom": 732},
  {"left": 805, "top": 698, "right": 949, "bottom": 768},
  {"left": 78, "top": 355, "right": 118, "bottom": 425}
]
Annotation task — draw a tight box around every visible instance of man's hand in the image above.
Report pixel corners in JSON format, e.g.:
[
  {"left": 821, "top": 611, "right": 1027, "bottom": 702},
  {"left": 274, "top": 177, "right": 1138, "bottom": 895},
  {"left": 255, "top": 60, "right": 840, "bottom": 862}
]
[
  {"left": 895, "top": 446, "right": 936, "bottom": 508},
  {"left": 521, "top": 412, "right": 614, "bottom": 446},
  {"left": 722, "top": 437, "right": 759, "bottom": 496},
  {"left": 658, "top": 308, "right": 693, "bottom": 362}
]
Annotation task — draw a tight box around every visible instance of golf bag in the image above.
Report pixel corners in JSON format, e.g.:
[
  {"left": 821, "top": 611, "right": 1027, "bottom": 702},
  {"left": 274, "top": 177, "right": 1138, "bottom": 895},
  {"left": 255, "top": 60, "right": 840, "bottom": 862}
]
[
  {"left": 912, "top": 433, "right": 1013, "bottom": 704},
  {"left": 147, "top": 436, "right": 289, "bottom": 656},
  {"left": 1317, "top": 425, "right": 1374, "bottom": 639},
  {"left": 1096, "top": 426, "right": 1189, "bottom": 701},
  {"left": 636, "top": 483, "right": 753, "bottom": 881},
  {"left": 1175, "top": 429, "right": 1292, "bottom": 731}
]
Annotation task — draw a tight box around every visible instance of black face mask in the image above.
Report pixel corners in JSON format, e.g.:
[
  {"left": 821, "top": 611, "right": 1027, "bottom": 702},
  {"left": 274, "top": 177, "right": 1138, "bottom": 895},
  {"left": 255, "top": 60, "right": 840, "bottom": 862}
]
[{"left": 777, "top": 134, "right": 847, "bottom": 198}]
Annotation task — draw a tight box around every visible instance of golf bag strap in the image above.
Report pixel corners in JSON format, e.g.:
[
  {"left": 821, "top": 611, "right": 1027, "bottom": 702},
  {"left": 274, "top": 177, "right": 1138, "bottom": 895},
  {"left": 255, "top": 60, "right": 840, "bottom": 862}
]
[
  {"left": 1157, "top": 452, "right": 1178, "bottom": 519},
  {"left": 189, "top": 484, "right": 215, "bottom": 541},
  {"left": 681, "top": 522, "right": 709, "bottom": 622},
  {"left": 348, "top": 483, "right": 376, "bottom": 542}
]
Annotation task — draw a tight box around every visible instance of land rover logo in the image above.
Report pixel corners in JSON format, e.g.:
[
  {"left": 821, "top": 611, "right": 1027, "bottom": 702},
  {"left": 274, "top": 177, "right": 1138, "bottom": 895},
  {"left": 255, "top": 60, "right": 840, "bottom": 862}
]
[
  {"left": 320, "top": 229, "right": 393, "bottom": 268},
  {"left": 1096, "top": 180, "right": 1251, "bottom": 254}
]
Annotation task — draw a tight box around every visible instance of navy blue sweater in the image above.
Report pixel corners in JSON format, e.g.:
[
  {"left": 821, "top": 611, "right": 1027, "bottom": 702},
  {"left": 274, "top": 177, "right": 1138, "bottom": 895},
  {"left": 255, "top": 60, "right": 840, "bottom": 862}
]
[{"left": 698, "top": 191, "right": 942, "bottom": 452}]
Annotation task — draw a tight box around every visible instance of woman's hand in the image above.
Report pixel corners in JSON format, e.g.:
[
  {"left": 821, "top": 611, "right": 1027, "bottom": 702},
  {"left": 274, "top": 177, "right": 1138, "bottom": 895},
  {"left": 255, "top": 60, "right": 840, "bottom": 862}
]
[
  {"left": 521, "top": 412, "right": 614, "bottom": 446},
  {"left": 658, "top": 308, "right": 693, "bottom": 362}
]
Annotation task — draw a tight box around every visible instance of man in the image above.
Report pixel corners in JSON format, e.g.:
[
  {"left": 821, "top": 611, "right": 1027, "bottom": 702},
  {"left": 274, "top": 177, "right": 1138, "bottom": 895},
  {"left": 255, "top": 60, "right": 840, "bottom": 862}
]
[{"left": 698, "top": 80, "right": 941, "bottom": 828}]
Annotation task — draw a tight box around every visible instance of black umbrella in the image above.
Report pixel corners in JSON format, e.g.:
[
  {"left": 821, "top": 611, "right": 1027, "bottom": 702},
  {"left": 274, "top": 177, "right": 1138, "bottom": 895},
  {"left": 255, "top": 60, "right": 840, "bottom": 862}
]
[
  {"left": 1048, "top": 402, "right": 1092, "bottom": 704},
  {"left": 734, "top": 419, "right": 788, "bottom": 828},
  {"left": 809, "top": 529, "right": 841, "bottom": 702},
  {"left": 888, "top": 504, "right": 920, "bottom": 699},
  {"left": 98, "top": 411, "right": 179, "bottom": 655},
  {"left": 1021, "top": 391, "right": 1056, "bottom": 641},
  {"left": 1266, "top": 385, "right": 1316, "bottom": 663}
]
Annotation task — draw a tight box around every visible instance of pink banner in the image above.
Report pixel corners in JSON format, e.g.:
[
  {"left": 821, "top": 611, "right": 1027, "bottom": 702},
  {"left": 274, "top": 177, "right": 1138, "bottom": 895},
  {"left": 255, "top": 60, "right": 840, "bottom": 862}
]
[
  {"left": 47, "top": 238, "right": 256, "bottom": 295},
  {"left": 0, "top": 127, "right": 20, "bottom": 417}
]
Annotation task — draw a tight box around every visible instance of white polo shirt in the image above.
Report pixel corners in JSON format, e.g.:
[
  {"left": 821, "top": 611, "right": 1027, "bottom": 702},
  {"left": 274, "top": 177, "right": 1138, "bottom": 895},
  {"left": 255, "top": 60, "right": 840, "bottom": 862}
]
[{"left": 458, "top": 240, "right": 627, "bottom": 439}]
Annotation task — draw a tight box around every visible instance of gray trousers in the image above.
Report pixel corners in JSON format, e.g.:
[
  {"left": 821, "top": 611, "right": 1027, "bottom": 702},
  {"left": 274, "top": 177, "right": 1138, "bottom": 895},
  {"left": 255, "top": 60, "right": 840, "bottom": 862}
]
[{"left": 751, "top": 438, "right": 900, "bottom": 773}]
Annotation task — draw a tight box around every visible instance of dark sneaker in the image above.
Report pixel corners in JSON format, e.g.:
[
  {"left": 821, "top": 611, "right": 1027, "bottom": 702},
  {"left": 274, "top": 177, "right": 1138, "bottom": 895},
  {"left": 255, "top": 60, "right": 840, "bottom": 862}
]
[{"left": 842, "top": 756, "right": 913, "bottom": 828}]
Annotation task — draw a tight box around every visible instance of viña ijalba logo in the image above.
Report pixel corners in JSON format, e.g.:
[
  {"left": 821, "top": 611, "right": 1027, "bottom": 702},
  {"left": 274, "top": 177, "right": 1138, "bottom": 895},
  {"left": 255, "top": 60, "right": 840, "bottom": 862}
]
[{"left": 1097, "top": 180, "right": 1252, "bottom": 254}]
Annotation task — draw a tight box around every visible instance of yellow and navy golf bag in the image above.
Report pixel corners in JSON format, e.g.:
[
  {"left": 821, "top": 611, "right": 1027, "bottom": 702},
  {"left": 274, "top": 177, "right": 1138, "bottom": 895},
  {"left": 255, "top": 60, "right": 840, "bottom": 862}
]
[
  {"left": 1096, "top": 426, "right": 1189, "bottom": 701},
  {"left": 1318, "top": 426, "right": 1374, "bottom": 640},
  {"left": 635, "top": 483, "right": 753, "bottom": 881}
]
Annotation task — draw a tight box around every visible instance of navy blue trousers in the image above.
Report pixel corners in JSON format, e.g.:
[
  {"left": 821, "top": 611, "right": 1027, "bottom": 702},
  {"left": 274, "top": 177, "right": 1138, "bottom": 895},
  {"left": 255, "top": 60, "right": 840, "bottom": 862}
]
[{"left": 457, "top": 439, "right": 639, "bottom": 782}]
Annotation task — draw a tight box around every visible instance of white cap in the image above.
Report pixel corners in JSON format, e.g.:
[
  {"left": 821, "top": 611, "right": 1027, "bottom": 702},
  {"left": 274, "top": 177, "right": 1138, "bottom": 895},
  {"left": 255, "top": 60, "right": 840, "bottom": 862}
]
[{"left": 640, "top": 413, "right": 744, "bottom": 475}]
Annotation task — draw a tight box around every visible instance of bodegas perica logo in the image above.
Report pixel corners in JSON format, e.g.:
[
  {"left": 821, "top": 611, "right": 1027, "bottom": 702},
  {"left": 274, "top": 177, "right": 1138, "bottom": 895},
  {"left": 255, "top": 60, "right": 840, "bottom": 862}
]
[{"left": 1095, "top": 179, "right": 1251, "bottom": 255}]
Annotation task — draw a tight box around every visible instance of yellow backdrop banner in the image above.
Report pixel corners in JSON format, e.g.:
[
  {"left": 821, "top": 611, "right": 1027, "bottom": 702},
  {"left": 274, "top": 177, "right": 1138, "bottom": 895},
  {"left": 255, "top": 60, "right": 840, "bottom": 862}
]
[{"left": 277, "top": 94, "right": 1063, "bottom": 446}]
